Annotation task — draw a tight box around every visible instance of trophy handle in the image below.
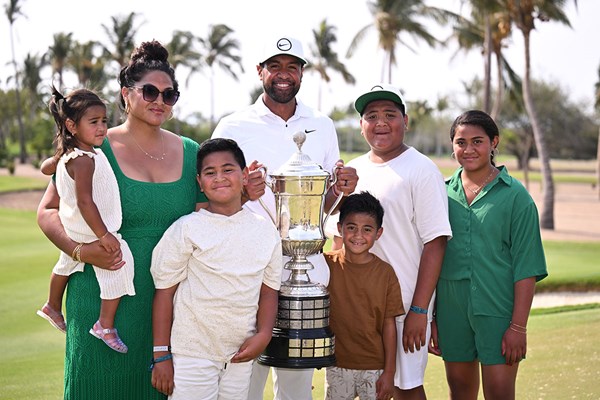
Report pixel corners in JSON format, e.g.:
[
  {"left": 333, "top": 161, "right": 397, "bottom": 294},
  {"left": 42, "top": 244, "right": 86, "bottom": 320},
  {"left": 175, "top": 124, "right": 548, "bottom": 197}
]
[
  {"left": 323, "top": 166, "right": 344, "bottom": 227},
  {"left": 257, "top": 166, "right": 277, "bottom": 226}
]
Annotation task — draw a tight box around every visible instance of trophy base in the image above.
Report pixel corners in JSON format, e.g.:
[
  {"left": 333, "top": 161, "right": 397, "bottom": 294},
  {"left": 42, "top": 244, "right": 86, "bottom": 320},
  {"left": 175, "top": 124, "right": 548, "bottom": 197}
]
[
  {"left": 258, "top": 292, "right": 335, "bottom": 369},
  {"left": 257, "top": 327, "right": 336, "bottom": 369}
]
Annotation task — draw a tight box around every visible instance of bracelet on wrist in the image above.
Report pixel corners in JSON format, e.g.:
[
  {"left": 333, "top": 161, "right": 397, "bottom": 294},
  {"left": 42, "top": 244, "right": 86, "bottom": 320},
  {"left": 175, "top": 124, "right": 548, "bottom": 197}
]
[
  {"left": 509, "top": 321, "right": 527, "bottom": 334},
  {"left": 99, "top": 231, "right": 110, "bottom": 240},
  {"left": 510, "top": 321, "right": 527, "bottom": 331},
  {"left": 509, "top": 325, "right": 527, "bottom": 334},
  {"left": 409, "top": 305, "right": 428, "bottom": 315},
  {"left": 76, "top": 243, "right": 83, "bottom": 262},
  {"left": 153, "top": 345, "right": 171, "bottom": 352},
  {"left": 71, "top": 243, "right": 84, "bottom": 262},
  {"left": 148, "top": 353, "right": 173, "bottom": 371}
]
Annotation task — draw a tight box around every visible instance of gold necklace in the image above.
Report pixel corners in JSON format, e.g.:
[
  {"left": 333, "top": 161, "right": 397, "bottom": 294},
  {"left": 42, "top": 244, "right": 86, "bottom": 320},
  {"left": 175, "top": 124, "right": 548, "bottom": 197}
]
[
  {"left": 130, "top": 131, "right": 166, "bottom": 161},
  {"left": 465, "top": 167, "right": 496, "bottom": 195}
]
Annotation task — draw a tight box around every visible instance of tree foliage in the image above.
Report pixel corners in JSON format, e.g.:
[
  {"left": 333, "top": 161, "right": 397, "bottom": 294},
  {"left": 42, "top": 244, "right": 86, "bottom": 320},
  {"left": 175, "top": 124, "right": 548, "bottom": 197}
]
[
  {"left": 499, "top": 80, "right": 596, "bottom": 161},
  {"left": 347, "top": 0, "right": 455, "bottom": 82}
]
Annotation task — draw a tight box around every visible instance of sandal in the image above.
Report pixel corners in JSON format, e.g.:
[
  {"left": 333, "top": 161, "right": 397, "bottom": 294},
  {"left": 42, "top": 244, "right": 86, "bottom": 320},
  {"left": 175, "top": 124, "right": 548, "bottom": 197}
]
[
  {"left": 89, "top": 320, "right": 128, "bottom": 353},
  {"left": 36, "top": 303, "right": 66, "bottom": 334}
]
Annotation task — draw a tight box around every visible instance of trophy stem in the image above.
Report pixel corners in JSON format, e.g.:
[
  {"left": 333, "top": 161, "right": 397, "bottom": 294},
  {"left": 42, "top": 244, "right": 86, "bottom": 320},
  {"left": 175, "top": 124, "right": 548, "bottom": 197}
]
[
  {"left": 283, "top": 255, "right": 313, "bottom": 284},
  {"left": 280, "top": 258, "right": 323, "bottom": 296}
]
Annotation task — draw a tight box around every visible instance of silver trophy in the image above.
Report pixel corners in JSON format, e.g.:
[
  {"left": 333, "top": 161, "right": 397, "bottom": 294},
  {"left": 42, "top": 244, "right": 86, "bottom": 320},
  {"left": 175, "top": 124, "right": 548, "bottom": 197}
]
[{"left": 258, "top": 130, "right": 342, "bottom": 368}]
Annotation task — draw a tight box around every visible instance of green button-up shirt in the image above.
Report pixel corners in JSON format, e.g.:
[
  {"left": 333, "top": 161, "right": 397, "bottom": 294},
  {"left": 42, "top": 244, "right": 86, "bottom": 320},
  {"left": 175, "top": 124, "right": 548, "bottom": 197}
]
[{"left": 441, "top": 166, "right": 548, "bottom": 317}]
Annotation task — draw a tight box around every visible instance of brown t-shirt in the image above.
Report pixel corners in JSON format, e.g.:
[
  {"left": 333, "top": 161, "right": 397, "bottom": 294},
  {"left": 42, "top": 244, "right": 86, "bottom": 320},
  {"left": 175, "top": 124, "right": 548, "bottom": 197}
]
[{"left": 325, "top": 249, "right": 404, "bottom": 370}]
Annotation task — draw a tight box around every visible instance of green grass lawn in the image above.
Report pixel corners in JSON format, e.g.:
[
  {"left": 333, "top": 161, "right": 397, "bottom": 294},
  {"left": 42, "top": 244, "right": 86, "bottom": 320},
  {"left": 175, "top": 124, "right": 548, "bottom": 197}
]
[
  {"left": 0, "top": 175, "right": 49, "bottom": 193},
  {"left": 538, "top": 242, "right": 600, "bottom": 291},
  {"left": 0, "top": 209, "right": 65, "bottom": 399}
]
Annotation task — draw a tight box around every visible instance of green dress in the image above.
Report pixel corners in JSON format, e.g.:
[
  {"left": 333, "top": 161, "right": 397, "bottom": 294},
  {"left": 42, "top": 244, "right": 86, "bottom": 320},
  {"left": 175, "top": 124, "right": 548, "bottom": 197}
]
[{"left": 63, "top": 136, "right": 203, "bottom": 399}]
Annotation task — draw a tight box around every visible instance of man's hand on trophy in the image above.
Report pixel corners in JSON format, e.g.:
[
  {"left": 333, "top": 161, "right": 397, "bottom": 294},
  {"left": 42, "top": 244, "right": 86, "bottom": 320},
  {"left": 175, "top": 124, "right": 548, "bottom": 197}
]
[
  {"left": 334, "top": 160, "right": 358, "bottom": 196},
  {"left": 243, "top": 160, "right": 267, "bottom": 202}
]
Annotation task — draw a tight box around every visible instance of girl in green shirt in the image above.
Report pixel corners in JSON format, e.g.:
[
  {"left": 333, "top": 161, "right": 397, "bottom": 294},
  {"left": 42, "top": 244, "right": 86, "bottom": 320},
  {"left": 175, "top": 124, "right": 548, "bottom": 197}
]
[{"left": 431, "top": 110, "right": 547, "bottom": 400}]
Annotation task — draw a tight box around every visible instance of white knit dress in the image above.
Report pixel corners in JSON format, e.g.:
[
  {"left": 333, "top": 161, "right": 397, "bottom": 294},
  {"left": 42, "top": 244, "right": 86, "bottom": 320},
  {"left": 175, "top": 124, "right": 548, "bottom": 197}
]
[{"left": 52, "top": 148, "right": 135, "bottom": 300}]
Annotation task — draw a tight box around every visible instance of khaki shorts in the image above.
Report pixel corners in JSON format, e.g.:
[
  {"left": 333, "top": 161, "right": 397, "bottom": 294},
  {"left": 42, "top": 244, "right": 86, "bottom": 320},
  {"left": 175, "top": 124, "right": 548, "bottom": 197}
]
[{"left": 325, "top": 367, "right": 382, "bottom": 400}]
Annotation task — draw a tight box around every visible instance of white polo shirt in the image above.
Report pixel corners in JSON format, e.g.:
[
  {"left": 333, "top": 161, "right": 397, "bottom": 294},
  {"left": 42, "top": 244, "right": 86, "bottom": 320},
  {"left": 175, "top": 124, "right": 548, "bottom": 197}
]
[{"left": 212, "top": 97, "right": 340, "bottom": 286}]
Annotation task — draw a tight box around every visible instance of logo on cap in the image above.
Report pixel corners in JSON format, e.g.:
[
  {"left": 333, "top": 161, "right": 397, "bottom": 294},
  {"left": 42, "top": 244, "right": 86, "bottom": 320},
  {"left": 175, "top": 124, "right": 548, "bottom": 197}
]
[
  {"left": 277, "top": 38, "right": 292, "bottom": 52},
  {"left": 371, "top": 85, "right": 384, "bottom": 91}
]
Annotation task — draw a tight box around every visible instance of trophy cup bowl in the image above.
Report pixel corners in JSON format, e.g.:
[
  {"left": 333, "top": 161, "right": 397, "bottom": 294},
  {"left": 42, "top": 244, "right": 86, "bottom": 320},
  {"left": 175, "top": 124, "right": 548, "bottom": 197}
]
[{"left": 257, "top": 131, "right": 342, "bottom": 368}]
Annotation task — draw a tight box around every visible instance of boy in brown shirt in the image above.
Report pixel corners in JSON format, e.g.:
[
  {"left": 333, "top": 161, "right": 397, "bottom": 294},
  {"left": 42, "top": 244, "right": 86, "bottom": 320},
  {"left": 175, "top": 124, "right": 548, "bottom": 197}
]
[{"left": 324, "top": 191, "right": 404, "bottom": 400}]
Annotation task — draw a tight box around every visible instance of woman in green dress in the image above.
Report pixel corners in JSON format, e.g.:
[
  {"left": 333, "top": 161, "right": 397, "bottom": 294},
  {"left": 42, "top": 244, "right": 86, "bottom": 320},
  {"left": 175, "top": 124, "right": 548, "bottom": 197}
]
[{"left": 37, "top": 40, "right": 204, "bottom": 399}]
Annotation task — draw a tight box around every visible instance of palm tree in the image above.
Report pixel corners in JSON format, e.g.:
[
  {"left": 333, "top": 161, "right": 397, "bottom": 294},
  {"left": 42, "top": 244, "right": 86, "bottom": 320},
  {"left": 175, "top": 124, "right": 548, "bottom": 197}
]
[
  {"left": 166, "top": 30, "right": 203, "bottom": 88},
  {"left": 166, "top": 31, "right": 203, "bottom": 129},
  {"left": 4, "top": 0, "right": 26, "bottom": 163},
  {"left": 450, "top": 1, "right": 515, "bottom": 116},
  {"left": 69, "top": 40, "right": 108, "bottom": 90},
  {"left": 347, "top": 0, "right": 455, "bottom": 83},
  {"left": 101, "top": 12, "right": 142, "bottom": 68},
  {"left": 506, "top": 0, "right": 576, "bottom": 230},
  {"left": 101, "top": 12, "right": 142, "bottom": 125},
  {"left": 489, "top": 9, "right": 516, "bottom": 118},
  {"left": 198, "top": 24, "right": 244, "bottom": 127},
  {"left": 457, "top": 0, "right": 496, "bottom": 113},
  {"left": 21, "top": 52, "right": 48, "bottom": 122},
  {"left": 306, "top": 19, "right": 356, "bottom": 111},
  {"left": 48, "top": 32, "right": 73, "bottom": 90}
]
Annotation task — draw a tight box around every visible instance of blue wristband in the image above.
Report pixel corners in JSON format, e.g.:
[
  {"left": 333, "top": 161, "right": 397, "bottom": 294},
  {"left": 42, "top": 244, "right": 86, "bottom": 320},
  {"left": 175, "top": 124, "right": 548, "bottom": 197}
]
[
  {"left": 149, "top": 353, "right": 173, "bottom": 371},
  {"left": 409, "top": 305, "right": 428, "bottom": 315}
]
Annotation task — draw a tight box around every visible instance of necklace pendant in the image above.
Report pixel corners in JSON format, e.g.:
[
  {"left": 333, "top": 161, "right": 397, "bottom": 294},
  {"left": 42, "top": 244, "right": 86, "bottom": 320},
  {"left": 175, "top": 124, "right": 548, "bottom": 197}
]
[{"left": 130, "top": 131, "right": 167, "bottom": 161}]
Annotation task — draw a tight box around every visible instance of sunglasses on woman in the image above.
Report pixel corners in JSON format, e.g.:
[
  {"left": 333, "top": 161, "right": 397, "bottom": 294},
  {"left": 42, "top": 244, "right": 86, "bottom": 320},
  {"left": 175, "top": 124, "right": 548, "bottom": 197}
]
[{"left": 129, "top": 84, "right": 180, "bottom": 106}]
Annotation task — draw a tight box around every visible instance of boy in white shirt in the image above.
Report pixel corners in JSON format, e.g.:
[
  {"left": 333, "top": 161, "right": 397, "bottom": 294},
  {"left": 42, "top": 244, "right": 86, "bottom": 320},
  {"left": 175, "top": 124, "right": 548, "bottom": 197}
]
[
  {"left": 328, "top": 84, "right": 452, "bottom": 399},
  {"left": 149, "top": 138, "right": 283, "bottom": 399}
]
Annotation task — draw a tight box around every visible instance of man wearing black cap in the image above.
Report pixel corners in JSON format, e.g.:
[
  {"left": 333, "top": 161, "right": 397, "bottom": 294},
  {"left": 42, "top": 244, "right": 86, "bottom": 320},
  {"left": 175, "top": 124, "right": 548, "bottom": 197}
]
[
  {"left": 328, "top": 84, "right": 452, "bottom": 399},
  {"left": 212, "top": 35, "right": 358, "bottom": 400}
]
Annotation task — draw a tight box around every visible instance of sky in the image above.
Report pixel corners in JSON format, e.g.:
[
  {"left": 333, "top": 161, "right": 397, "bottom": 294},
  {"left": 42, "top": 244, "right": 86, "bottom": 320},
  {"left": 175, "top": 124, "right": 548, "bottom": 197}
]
[{"left": 1, "top": 0, "right": 599, "bottom": 121}]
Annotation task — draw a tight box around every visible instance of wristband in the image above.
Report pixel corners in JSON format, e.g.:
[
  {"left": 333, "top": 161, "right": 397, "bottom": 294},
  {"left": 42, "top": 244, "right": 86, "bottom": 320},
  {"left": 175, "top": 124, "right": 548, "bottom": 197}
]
[
  {"left": 149, "top": 353, "right": 173, "bottom": 371},
  {"left": 409, "top": 305, "right": 428, "bottom": 315},
  {"left": 153, "top": 345, "right": 171, "bottom": 352}
]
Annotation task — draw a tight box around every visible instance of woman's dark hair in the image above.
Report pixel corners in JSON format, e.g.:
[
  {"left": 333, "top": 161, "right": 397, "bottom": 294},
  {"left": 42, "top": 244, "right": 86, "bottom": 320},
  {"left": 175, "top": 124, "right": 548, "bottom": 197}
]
[
  {"left": 197, "top": 138, "right": 247, "bottom": 174},
  {"left": 338, "top": 191, "right": 384, "bottom": 229},
  {"left": 48, "top": 85, "right": 106, "bottom": 158},
  {"left": 449, "top": 109, "right": 499, "bottom": 165},
  {"left": 118, "top": 40, "right": 178, "bottom": 109}
]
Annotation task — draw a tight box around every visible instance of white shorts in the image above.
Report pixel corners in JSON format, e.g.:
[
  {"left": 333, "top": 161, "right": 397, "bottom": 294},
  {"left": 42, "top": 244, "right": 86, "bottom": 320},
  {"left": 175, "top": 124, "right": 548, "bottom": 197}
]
[
  {"left": 394, "top": 318, "right": 431, "bottom": 390},
  {"left": 324, "top": 367, "right": 382, "bottom": 400},
  {"left": 170, "top": 354, "right": 253, "bottom": 400},
  {"left": 247, "top": 361, "right": 314, "bottom": 400}
]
